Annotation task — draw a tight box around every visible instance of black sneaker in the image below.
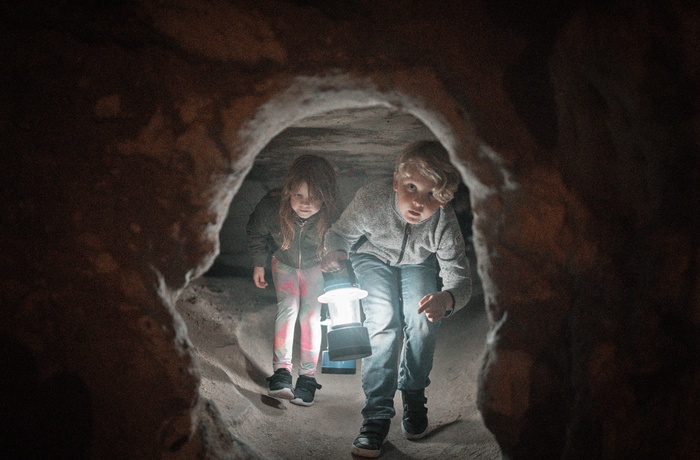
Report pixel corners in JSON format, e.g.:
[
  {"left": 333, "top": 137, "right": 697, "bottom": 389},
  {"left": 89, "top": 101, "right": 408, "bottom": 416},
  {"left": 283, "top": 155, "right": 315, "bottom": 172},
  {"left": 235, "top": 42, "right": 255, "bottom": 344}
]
[
  {"left": 290, "top": 375, "right": 322, "bottom": 406},
  {"left": 401, "top": 389, "right": 428, "bottom": 440},
  {"left": 351, "top": 419, "right": 391, "bottom": 458},
  {"left": 266, "top": 368, "right": 294, "bottom": 400}
]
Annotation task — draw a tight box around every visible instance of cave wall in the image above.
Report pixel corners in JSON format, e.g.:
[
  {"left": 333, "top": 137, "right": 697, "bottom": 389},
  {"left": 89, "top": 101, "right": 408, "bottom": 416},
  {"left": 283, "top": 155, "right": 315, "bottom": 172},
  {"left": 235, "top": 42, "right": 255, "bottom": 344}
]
[{"left": 1, "top": 1, "right": 698, "bottom": 459}]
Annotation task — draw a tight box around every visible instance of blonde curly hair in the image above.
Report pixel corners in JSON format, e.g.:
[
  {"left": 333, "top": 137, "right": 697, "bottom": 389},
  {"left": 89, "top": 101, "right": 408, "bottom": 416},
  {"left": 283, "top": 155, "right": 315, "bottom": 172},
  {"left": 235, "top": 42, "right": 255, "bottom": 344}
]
[{"left": 395, "top": 140, "right": 461, "bottom": 203}]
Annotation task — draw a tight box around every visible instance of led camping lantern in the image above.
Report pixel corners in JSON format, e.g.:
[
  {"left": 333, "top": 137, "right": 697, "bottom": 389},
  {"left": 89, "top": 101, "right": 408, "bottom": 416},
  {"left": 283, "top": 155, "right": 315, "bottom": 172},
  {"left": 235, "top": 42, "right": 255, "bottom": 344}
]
[{"left": 317, "top": 260, "right": 372, "bottom": 362}]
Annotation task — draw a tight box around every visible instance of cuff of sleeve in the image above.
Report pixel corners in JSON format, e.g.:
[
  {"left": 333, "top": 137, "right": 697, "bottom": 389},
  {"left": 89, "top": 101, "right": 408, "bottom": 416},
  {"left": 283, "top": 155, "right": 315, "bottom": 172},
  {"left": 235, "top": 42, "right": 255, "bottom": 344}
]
[{"left": 444, "top": 291, "right": 456, "bottom": 318}]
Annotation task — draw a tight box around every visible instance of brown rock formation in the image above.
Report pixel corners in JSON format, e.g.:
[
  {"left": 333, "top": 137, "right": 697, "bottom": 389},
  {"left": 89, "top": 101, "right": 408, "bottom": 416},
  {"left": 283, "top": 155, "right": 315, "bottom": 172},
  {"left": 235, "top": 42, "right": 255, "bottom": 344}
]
[{"left": 1, "top": 1, "right": 697, "bottom": 458}]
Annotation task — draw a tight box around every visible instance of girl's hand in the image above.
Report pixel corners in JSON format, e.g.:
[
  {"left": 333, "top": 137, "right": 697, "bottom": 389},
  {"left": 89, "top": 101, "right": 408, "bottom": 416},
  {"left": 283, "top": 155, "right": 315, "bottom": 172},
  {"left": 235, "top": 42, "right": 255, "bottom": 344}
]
[
  {"left": 321, "top": 250, "right": 348, "bottom": 272},
  {"left": 253, "top": 266, "right": 268, "bottom": 289},
  {"left": 417, "top": 291, "right": 454, "bottom": 322}
]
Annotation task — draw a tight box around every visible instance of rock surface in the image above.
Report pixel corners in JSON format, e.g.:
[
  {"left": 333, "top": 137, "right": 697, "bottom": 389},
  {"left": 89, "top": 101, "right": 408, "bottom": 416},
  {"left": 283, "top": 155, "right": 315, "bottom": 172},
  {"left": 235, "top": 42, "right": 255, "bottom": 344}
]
[{"left": 1, "top": 1, "right": 698, "bottom": 458}]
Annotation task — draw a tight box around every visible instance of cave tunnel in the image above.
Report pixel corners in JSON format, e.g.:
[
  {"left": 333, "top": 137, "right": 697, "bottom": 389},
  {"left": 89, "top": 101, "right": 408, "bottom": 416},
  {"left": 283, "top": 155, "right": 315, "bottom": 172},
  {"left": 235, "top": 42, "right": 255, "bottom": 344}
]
[
  {"left": 184, "top": 105, "right": 496, "bottom": 459},
  {"left": 1, "top": 1, "right": 698, "bottom": 459}
]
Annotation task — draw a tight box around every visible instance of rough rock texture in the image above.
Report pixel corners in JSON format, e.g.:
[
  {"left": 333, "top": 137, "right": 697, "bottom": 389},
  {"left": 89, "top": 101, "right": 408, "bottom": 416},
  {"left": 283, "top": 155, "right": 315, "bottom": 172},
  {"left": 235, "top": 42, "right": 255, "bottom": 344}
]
[{"left": 1, "top": 1, "right": 698, "bottom": 459}]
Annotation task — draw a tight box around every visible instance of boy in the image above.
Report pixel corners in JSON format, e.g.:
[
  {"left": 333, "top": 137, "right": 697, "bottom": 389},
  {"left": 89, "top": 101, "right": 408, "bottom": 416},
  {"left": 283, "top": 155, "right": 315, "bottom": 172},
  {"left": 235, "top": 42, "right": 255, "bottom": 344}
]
[{"left": 321, "top": 140, "right": 472, "bottom": 458}]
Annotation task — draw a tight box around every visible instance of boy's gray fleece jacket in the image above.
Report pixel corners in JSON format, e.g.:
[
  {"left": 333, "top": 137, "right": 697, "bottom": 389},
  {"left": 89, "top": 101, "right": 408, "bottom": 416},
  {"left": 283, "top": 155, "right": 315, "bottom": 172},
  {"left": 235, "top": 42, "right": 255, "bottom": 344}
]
[
  {"left": 325, "top": 178, "right": 472, "bottom": 311},
  {"left": 246, "top": 190, "right": 323, "bottom": 269}
]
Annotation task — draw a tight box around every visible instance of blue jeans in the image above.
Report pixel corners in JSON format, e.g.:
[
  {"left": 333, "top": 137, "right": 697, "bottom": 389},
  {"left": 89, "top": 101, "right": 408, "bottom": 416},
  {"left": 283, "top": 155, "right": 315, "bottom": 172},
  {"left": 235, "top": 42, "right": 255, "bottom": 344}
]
[{"left": 351, "top": 253, "right": 441, "bottom": 420}]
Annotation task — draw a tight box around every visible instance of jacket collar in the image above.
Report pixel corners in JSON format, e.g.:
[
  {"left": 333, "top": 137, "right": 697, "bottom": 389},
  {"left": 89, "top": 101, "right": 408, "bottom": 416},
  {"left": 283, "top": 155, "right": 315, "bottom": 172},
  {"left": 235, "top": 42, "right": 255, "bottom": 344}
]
[{"left": 294, "top": 212, "right": 320, "bottom": 226}]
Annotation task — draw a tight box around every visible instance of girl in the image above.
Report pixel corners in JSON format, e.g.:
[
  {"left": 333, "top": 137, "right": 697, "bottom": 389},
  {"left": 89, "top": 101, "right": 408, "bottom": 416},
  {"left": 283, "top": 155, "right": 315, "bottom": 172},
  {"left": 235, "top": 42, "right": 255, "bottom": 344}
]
[{"left": 246, "top": 154, "right": 339, "bottom": 406}]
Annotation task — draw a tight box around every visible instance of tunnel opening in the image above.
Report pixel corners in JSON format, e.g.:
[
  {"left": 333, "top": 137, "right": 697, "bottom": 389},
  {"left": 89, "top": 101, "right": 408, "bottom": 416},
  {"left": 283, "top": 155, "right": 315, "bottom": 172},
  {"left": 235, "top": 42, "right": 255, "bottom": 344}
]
[{"left": 175, "top": 97, "right": 499, "bottom": 458}]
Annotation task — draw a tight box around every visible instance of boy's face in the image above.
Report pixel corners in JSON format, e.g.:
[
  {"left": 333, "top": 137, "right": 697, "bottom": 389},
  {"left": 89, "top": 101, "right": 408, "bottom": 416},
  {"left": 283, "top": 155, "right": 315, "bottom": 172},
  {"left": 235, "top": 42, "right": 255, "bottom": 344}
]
[
  {"left": 290, "top": 181, "right": 322, "bottom": 219},
  {"left": 393, "top": 168, "right": 444, "bottom": 224}
]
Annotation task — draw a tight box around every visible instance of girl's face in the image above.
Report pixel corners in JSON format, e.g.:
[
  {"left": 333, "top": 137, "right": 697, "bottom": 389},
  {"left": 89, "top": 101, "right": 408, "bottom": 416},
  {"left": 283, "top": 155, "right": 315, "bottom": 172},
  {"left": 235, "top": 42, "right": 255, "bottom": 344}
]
[
  {"left": 290, "top": 181, "right": 322, "bottom": 219},
  {"left": 393, "top": 168, "right": 443, "bottom": 224}
]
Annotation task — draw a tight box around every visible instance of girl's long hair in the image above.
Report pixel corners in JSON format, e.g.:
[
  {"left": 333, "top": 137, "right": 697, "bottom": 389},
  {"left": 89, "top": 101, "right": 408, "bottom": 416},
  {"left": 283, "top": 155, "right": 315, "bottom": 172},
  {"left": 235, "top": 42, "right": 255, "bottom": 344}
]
[{"left": 279, "top": 154, "right": 339, "bottom": 259}]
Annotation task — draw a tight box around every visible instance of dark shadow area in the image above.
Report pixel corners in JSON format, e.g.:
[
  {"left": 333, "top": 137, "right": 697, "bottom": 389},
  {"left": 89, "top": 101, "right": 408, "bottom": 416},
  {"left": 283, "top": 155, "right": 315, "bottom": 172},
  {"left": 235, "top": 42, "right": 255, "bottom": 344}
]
[{"left": 0, "top": 335, "right": 92, "bottom": 459}]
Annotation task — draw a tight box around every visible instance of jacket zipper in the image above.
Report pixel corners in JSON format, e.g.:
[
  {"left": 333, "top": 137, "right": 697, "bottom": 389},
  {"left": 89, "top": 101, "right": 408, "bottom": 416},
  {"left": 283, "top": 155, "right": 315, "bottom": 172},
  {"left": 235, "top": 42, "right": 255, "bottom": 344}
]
[
  {"left": 396, "top": 224, "right": 411, "bottom": 265},
  {"left": 297, "top": 219, "right": 306, "bottom": 268}
]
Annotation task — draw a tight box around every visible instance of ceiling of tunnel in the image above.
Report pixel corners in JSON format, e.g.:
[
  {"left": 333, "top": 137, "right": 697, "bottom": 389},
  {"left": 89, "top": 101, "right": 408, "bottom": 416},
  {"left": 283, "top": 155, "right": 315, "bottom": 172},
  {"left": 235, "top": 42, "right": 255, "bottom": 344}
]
[{"left": 246, "top": 106, "right": 438, "bottom": 183}]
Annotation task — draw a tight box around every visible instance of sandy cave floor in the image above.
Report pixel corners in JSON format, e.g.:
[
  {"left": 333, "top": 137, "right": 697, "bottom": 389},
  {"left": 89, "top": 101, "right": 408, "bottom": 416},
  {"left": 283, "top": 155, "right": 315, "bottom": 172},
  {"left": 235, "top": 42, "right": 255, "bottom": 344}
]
[{"left": 175, "top": 272, "right": 501, "bottom": 460}]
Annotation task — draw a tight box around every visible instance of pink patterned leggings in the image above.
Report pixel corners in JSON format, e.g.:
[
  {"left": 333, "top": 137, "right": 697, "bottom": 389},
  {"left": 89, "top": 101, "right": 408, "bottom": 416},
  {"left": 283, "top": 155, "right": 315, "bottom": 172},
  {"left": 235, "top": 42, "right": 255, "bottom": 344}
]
[{"left": 271, "top": 257, "right": 323, "bottom": 376}]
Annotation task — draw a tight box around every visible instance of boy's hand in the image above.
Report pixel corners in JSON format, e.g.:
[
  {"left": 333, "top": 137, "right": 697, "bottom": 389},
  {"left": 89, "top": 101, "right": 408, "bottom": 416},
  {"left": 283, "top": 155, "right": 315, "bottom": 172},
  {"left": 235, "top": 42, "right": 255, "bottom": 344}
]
[
  {"left": 321, "top": 250, "right": 348, "bottom": 272},
  {"left": 417, "top": 291, "right": 454, "bottom": 322},
  {"left": 253, "top": 266, "right": 268, "bottom": 289}
]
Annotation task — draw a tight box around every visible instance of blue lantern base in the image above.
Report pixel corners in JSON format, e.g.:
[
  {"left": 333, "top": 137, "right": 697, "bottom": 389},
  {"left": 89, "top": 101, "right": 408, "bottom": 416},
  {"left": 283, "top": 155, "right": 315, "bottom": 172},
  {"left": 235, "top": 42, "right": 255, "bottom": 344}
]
[
  {"left": 327, "top": 324, "right": 372, "bottom": 361},
  {"left": 320, "top": 350, "right": 356, "bottom": 374}
]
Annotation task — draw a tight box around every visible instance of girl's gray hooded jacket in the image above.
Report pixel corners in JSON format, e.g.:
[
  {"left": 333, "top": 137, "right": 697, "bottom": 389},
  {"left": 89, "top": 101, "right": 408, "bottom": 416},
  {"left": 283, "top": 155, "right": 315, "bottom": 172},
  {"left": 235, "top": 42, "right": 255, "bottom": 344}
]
[
  {"left": 246, "top": 189, "right": 323, "bottom": 269},
  {"left": 324, "top": 178, "right": 472, "bottom": 311}
]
